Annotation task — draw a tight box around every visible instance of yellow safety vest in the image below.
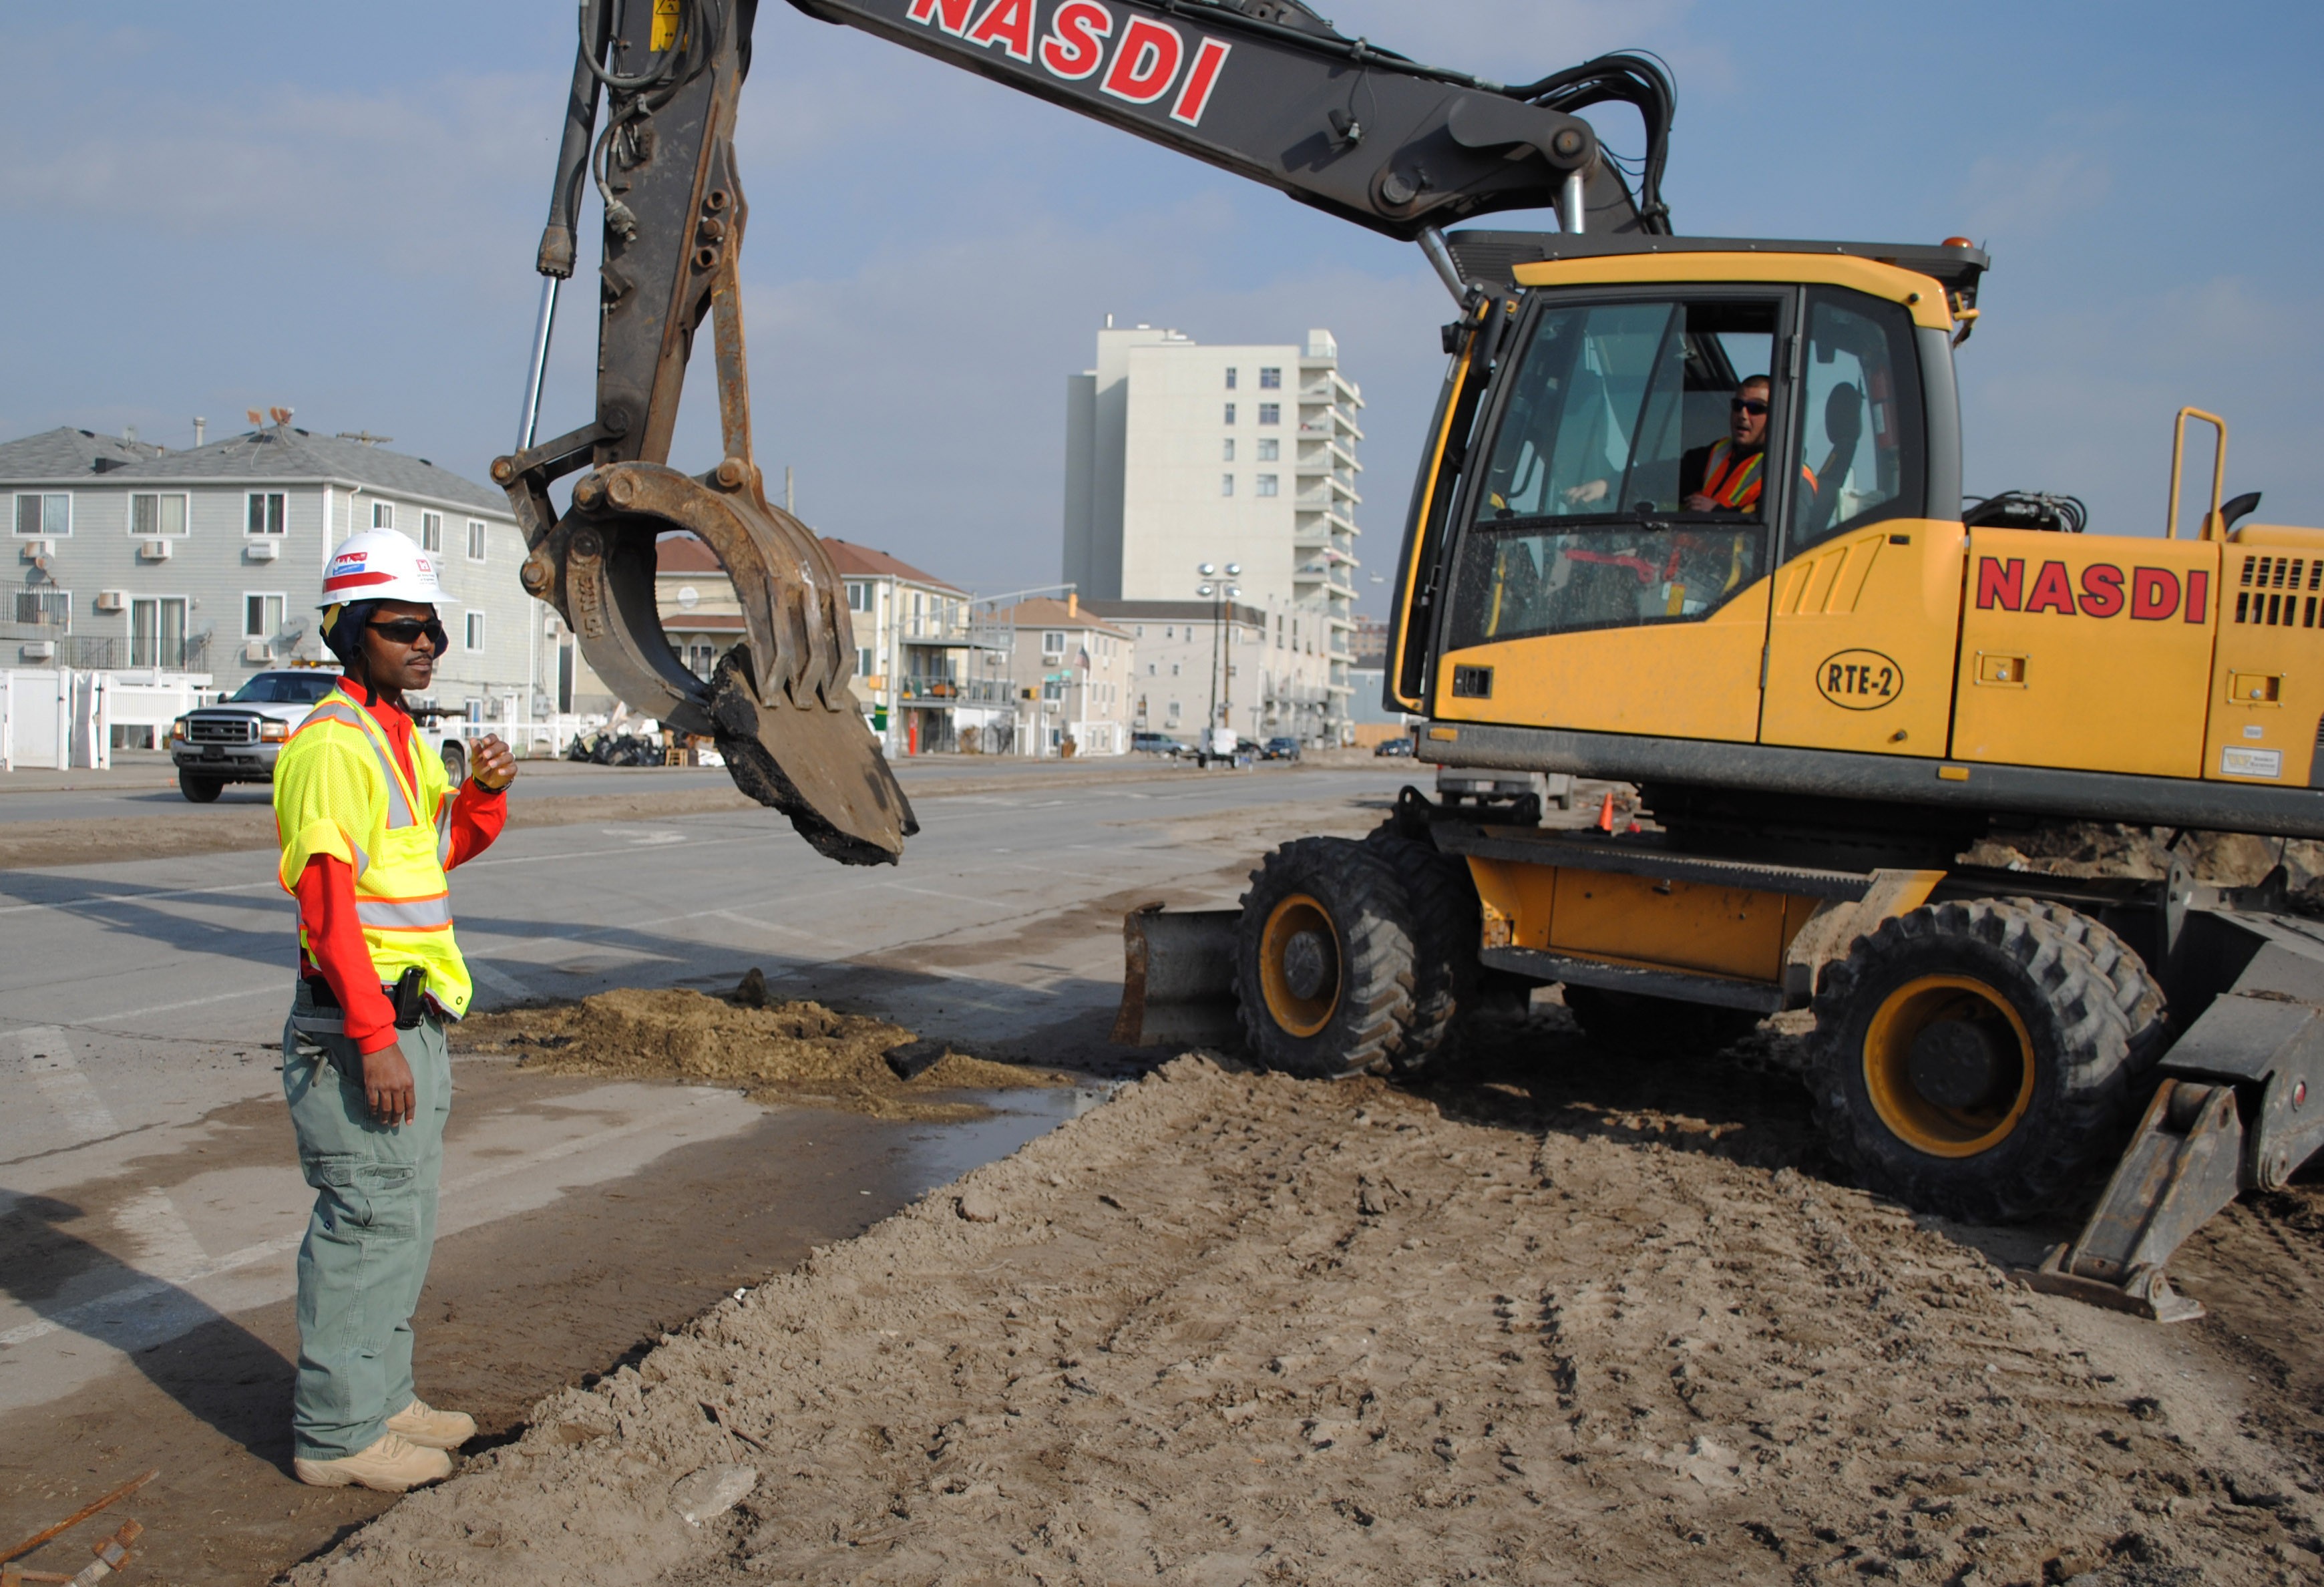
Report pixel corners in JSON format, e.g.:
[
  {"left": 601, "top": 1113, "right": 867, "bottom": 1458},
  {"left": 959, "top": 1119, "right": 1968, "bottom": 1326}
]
[{"left": 273, "top": 687, "right": 473, "bottom": 1019}]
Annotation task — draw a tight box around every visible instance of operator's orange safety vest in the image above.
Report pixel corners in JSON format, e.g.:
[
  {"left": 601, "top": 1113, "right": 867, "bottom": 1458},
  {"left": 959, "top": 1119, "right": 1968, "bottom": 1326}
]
[
  {"left": 272, "top": 688, "right": 473, "bottom": 1019},
  {"left": 1701, "top": 439, "right": 1817, "bottom": 513}
]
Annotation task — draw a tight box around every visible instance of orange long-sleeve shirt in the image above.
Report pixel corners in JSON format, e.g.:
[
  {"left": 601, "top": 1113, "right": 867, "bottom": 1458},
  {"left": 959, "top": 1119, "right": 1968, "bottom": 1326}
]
[{"left": 293, "top": 693, "right": 506, "bottom": 1053}]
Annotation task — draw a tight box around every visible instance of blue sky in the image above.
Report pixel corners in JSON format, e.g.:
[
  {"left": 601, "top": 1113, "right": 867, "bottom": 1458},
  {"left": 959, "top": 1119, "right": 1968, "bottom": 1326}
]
[{"left": 3, "top": 1, "right": 2317, "bottom": 608}]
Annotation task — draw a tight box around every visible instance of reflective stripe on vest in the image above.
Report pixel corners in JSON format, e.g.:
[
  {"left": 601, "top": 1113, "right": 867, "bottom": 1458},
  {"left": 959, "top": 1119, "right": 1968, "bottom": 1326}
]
[
  {"left": 1702, "top": 439, "right": 1766, "bottom": 510},
  {"left": 436, "top": 798, "right": 453, "bottom": 868},
  {"left": 295, "top": 702, "right": 418, "bottom": 829},
  {"left": 355, "top": 893, "right": 453, "bottom": 931}
]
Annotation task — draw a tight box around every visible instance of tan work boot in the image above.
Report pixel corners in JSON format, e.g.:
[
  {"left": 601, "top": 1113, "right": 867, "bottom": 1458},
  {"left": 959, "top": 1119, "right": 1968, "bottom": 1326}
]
[
  {"left": 386, "top": 1398, "right": 477, "bottom": 1451},
  {"left": 293, "top": 1432, "right": 452, "bottom": 1491}
]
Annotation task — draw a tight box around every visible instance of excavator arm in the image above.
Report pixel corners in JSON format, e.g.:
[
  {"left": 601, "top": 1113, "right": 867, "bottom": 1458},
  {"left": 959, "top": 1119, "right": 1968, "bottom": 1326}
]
[{"left": 496, "top": 0, "right": 1674, "bottom": 864}]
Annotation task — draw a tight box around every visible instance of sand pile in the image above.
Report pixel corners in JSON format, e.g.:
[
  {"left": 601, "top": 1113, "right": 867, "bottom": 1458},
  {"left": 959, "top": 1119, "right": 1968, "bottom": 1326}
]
[
  {"left": 457, "top": 976, "right": 1060, "bottom": 1120},
  {"left": 290, "top": 1056, "right": 2318, "bottom": 1587}
]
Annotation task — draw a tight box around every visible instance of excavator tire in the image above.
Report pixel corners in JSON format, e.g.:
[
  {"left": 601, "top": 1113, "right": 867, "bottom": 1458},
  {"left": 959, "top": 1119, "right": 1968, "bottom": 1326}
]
[
  {"left": 2021, "top": 901, "right": 2170, "bottom": 1073},
  {"left": 1563, "top": 986, "right": 1762, "bottom": 1059},
  {"left": 1235, "top": 837, "right": 1420, "bottom": 1080},
  {"left": 1808, "top": 897, "right": 2134, "bottom": 1224},
  {"left": 1360, "top": 828, "right": 1482, "bottom": 1075}
]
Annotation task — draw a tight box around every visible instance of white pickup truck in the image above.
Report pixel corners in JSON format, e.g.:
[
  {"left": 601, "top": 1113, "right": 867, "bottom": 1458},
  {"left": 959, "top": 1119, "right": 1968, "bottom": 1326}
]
[{"left": 168, "top": 669, "right": 473, "bottom": 803}]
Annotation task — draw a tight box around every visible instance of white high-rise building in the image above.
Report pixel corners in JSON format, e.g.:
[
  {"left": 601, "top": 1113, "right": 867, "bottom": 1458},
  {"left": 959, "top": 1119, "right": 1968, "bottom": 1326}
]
[{"left": 1062, "top": 323, "right": 1363, "bottom": 739}]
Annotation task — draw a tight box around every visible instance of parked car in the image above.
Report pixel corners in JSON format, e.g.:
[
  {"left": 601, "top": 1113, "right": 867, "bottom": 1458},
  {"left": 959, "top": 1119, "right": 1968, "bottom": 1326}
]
[
  {"left": 169, "top": 669, "right": 471, "bottom": 802},
  {"left": 1260, "top": 736, "right": 1302, "bottom": 762},
  {"left": 1132, "top": 732, "right": 1189, "bottom": 757},
  {"left": 1373, "top": 735, "right": 1416, "bottom": 757}
]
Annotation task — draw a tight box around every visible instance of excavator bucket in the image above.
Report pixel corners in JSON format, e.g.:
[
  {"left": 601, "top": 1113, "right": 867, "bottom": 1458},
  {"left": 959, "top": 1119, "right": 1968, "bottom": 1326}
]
[
  {"left": 526, "top": 460, "right": 916, "bottom": 866},
  {"left": 1113, "top": 904, "right": 1242, "bottom": 1049}
]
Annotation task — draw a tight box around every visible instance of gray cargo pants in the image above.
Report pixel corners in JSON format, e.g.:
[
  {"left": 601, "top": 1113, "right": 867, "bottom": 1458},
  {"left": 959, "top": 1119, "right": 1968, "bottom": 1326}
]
[{"left": 281, "top": 979, "right": 450, "bottom": 1462}]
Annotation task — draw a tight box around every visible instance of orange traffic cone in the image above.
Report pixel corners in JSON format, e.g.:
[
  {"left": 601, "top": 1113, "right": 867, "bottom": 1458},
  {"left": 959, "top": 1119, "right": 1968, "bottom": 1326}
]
[{"left": 1595, "top": 789, "right": 1617, "bottom": 832}]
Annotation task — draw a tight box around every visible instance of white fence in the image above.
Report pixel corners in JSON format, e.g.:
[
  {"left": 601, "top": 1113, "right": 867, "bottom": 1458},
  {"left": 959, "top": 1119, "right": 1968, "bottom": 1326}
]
[{"left": 1, "top": 669, "right": 214, "bottom": 771}]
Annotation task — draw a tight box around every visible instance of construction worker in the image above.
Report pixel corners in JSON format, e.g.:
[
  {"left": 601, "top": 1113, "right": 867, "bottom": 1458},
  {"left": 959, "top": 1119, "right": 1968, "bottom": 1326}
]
[
  {"left": 272, "top": 528, "right": 517, "bottom": 1491},
  {"left": 1681, "top": 375, "right": 1815, "bottom": 514}
]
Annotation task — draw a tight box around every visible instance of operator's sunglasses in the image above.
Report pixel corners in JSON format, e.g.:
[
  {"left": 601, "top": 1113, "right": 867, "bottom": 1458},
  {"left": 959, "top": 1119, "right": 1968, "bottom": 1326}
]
[
  {"left": 1730, "top": 397, "right": 1771, "bottom": 416},
  {"left": 369, "top": 616, "right": 449, "bottom": 651}
]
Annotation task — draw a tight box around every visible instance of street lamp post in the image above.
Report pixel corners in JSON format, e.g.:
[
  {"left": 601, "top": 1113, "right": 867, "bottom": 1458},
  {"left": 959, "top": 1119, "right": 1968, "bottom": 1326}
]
[{"left": 1196, "top": 562, "right": 1240, "bottom": 765}]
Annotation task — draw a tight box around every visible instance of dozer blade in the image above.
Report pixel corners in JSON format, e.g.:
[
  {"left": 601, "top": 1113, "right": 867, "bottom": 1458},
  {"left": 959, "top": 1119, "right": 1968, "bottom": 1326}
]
[
  {"left": 2027, "top": 908, "right": 2324, "bottom": 1320},
  {"left": 539, "top": 460, "right": 916, "bottom": 866},
  {"left": 1114, "top": 904, "right": 1242, "bottom": 1049}
]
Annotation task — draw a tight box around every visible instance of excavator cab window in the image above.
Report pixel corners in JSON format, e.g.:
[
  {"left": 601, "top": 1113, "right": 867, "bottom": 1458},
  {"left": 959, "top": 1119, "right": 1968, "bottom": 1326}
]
[
  {"left": 1448, "top": 295, "right": 1783, "bottom": 647},
  {"left": 1786, "top": 287, "right": 1926, "bottom": 551}
]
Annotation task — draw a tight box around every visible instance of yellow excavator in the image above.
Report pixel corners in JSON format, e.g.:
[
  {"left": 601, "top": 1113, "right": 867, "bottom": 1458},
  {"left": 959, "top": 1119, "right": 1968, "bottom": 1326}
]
[{"left": 503, "top": 0, "right": 2324, "bottom": 1320}]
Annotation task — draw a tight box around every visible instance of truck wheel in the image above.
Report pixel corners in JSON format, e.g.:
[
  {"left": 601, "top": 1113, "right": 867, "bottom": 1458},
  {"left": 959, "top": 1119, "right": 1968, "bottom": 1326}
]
[
  {"left": 178, "top": 771, "right": 224, "bottom": 804},
  {"left": 441, "top": 741, "right": 468, "bottom": 785},
  {"left": 1808, "top": 897, "right": 2134, "bottom": 1224},
  {"left": 1563, "top": 985, "right": 1761, "bottom": 1057},
  {"left": 1235, "top": 837, "right": 1419, "bottom": 1079},
  {"left": 2023, "top": 902, "right": 2168, "bottom": 1073},
  {"left": 1362, "top": 828, "right": 1482, "bottom": 1075}
]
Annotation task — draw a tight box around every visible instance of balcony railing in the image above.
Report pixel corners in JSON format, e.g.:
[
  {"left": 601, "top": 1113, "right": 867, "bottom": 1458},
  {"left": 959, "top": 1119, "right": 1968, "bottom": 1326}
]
[{"left": 57, "top": 634, "right": 211, "bottom": 671}]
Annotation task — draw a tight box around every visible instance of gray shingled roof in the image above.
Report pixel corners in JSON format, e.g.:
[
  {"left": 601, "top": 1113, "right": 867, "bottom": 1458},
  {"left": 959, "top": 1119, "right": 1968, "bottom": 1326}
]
[
  {"left": 0, "top": 424, "right": 508, "bottom": 516},
  {"left": 0, "top": 426, "right": 166, "bottom": 478}
]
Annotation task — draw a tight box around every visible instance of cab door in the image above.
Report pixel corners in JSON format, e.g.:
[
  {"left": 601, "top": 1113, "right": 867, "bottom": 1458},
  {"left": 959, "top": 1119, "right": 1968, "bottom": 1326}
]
[
  {"left": 1432, "top": 290, "right": 1790, "bottom": 743},
  {"left": 1758, "top": 285, "right": 1964, "bottom": 756}
]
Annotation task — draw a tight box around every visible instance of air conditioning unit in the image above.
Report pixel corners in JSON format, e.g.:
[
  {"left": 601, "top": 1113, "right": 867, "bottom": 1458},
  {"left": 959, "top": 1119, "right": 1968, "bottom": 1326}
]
[
  {"left": 243, "top": 639, "right": 273, "bottom": 663},
  {"left": 19, "top": 640, "right": 54, "bottom": 662},
  {"left": 19, "top": 538, "right": 52, "bottom": 561},
  {"left": 95, "top": 590, "right": 127, "bottom": 612},
  {"left": 138, "top": 538, "right": 172, "bottom": 561},
  {"left": 244, "top": 539, "right": 280, "bottom": 562}
]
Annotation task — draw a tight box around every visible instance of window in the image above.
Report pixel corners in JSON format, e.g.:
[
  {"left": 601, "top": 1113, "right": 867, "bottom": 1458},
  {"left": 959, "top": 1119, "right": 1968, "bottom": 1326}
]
[
  {"left": 1041, "top": 631, "right": 1067, "bottom": 657},
  {"left": 1171, "top": 663, "right": 1181, "bottom": 676},
  {"left": 857, "top": 646, "right": 874, "bottom": 677},
  {"left": 1259, "top": 367, "right": 1281, "bottom": 389},
  {"left": 1256, "top": 475, "right": 1279, "bottom": 498},
  {"left": 1221, "top": 439, "right": 1235, "bottom": 462},
  {"left": 1042, "top": 679, "right": 1062, "bottom": 701},
  {"left": 129, "top": 492, "right": 189, "bottom": 536},
  {"left": 246, "top": 492, "right": 286, "bottom": 535},
  {"left": 130, "top": 596, "right": 188, "bottom": 667},
  {"left": 1257, "top": 438, "right": 1278, "bottom": 462},
  {"left": 1789, "top": 287, "right": 1926, "bottom": 549},
  {"left": 244, "top": 593, "right": 286, "bottom": 639},
  {"left": 1450, "top": 295, "right": 1788, "bottom": 649},
  {"left": 466, "top": 519, "right": 487, "bottom": 561},
  {"left": 15, "top": 588, "right": 69, "bottom": 628},
  {"left": 420, "top": 511, "right": 443, "bottom": 551},
  {"left": 13, "top": 493, "right": 69, "bottom": 537},
  {"left": 1221, "top": 474, "right": 1235, "bottom": 497},
  {"left": 1257, "top": 403, "right": 1280, "bottom": 425},
  {"left": 1225, "top": 368, "right": 1238, "bottom": 390},
  {"left": 1147, "top": 663, "right": 1157, "bottom": 676},
  {"left": 1134, "top": 625, "right": 1145, "bottom": 637},
  {"left": 371, "top": 502, "right": 394, "bottom": 530},
  {"left": 1223, "top": 403, "right": 1237, "bottom": 425},
  {"left": 847, "top": 582, "right": 869, "bottom": 612},
  {"left": 464, "top": 611, "right": 486, "bottom": 651},
  {"left": 1163, "top": 625, "right": 1173, "bottom": 639},
  {"left": 1167, "top": 699, "right": 1182, "bottom": 720}
]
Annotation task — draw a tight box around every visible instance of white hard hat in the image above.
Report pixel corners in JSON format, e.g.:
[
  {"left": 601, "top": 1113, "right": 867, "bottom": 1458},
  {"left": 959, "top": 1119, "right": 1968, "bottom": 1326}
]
[{"left": 318, "top": 528, "right": 459, "bottom": 609}]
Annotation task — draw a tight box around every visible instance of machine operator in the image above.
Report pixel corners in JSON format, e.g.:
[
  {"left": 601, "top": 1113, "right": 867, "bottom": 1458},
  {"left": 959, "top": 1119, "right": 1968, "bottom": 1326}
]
[
  {"left": 1680, "top": 375, "right": 1811, "bottom": 513},
  {"left": 272, "top": 528, "right": 518, "bottom": 1491}
]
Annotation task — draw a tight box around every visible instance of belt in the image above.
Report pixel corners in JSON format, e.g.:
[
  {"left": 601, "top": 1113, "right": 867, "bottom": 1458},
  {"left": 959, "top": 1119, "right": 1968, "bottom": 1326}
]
[{"left": 294, "top": 968, "right": 433, "bottom": 1034}]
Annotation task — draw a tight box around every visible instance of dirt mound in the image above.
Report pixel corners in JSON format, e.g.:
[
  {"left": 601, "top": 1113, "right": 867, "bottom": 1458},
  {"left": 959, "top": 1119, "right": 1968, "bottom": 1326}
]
[
  {"left": 289, "top": 1057, "right": 2317, "bottom": 1587},
  {"left": 456, "top": 981, "right": 1061, "bottom": 1120}
]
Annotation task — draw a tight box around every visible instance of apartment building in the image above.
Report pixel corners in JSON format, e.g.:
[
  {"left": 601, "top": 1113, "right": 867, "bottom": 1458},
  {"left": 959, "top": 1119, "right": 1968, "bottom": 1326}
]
[
  {"left": 1087, "top": 598, "right": 1338, "bottom": 743},
  {"left": 0, "top": 421, "right": 564, "bottom": 720},
  {"left": 1061, "top": 323, "right": 1363, "bottom": 739},
  {"left": 992, "top": 594, "right": 1133, "bottom": 756},
  {"left": 823, "top": 538, "right": 1011, "bottom": 756}
]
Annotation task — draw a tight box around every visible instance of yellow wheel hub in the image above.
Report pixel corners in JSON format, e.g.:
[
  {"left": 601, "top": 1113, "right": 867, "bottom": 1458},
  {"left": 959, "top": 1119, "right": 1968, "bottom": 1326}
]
[
  {"left": 1258, "top": 892, "right": 1341, "bottom": 1038},
  {"left": 1862, "top": 973, "right": 2036, "bottom": 1158}
]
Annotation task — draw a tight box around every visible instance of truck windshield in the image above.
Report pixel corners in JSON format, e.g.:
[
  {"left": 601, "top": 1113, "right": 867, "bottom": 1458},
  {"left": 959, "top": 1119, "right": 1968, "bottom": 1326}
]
[{"left": 228, "top": 673, "right": 340, "bottom": 705}]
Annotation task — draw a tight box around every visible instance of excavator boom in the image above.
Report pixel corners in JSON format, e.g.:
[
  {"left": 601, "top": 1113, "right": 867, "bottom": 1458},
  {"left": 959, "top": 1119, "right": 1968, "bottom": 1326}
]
[{"left": 498, "top": 1, "right": 1674, "bottom": 866}]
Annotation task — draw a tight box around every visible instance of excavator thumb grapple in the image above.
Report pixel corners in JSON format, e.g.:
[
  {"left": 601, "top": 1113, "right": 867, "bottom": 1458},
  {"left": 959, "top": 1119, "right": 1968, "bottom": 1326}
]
[{"left": 498, "top": 0, "right": 914, "bottom": 864}]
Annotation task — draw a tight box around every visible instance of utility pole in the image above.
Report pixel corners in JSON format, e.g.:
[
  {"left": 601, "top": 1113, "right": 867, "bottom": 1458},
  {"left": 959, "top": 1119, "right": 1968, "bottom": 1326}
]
[{"left": 1197, "top": 561, "right": 1240, "bottom": 755}]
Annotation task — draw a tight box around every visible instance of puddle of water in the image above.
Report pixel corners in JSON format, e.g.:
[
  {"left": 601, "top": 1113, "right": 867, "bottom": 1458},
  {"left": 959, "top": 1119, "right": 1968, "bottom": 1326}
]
[{"left": 888, "top": 1083, "right": 1120, "bottom": 1200}]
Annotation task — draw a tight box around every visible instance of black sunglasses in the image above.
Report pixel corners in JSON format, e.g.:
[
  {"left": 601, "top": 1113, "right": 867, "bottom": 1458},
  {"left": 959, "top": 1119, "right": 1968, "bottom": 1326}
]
[
  {"left": 369, "top": 616, "right": 449, "bottom": 651},
  {"left": 1729, "top": 397, "right": 1770, "bottom": 416}
]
